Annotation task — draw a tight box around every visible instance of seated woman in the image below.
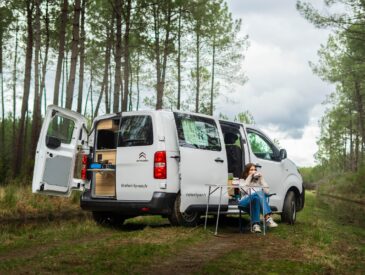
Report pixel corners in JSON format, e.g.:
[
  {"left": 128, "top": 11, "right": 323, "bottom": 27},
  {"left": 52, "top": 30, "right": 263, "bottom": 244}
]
[{"left": 238, "top": 163, "right": 278, "bottom": 233}]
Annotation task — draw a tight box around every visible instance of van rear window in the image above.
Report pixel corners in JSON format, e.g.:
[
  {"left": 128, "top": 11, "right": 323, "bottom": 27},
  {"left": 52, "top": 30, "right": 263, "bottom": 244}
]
[
  {"left": 174, "top": 113, "right": 221, "bottom": 151},
  {"left": 117, "top": 115, "right": 153, "bottom": 147}
]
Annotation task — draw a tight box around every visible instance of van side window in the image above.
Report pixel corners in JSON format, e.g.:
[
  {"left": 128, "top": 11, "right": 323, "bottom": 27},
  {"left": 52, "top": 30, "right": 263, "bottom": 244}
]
[
  {"left": 118, "top": 115, "right": 153, "bottom": 147},
  {"left": 46, "top": 115, "right": 75, "bottom": 145},
  {"left": 174, "top": 113, "right": 221, "bottom": 151},
  {"left": 247, "top": 130, "right": 279, "bottom": 161}
]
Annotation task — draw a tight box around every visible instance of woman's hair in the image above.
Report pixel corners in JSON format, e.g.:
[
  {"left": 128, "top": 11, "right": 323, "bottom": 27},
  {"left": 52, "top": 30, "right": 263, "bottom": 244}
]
[{"left": 241, "top": 163, "right": 256, "bottom": 180}]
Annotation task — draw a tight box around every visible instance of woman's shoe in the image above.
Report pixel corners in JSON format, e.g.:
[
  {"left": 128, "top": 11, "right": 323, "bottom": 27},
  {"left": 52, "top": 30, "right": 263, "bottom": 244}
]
[
  {"left": 252, "top": 223, "right": 261, "bottom": 233},
  {"left": 266, "top": 216, "right": 278, "bottom": 228}
]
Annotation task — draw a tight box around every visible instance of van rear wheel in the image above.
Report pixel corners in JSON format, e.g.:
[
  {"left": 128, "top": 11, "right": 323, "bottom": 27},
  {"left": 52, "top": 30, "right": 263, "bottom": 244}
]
[
  {"left": 168, "top": 194, "right": 200, "bottom": 227},
  {"left": 92, "top": 211, "right": 126, "bottom": 227}
]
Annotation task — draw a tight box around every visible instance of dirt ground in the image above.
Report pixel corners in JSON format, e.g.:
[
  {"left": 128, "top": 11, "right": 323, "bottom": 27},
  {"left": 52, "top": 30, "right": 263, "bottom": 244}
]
[
  {"left": 134, "top": 216, "right": 305, "bottom": 275},
  {"left": 142, "top": 232, "right": 302, "bottom": 275}
]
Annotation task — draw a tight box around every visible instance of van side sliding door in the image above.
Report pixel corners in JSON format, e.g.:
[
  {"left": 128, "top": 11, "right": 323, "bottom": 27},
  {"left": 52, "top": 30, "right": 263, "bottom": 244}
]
[{"left": 174, "top": 112, "right": 228, "bottom": 213}]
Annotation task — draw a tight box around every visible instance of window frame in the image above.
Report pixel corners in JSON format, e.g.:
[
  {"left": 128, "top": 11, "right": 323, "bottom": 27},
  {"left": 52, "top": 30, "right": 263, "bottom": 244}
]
[
  {"left": 117, "top": 115, "right": 154, "bottom": 147},
  {"left": 174, "top": 112, "right": 222, "bottom": 152},
  {"left": 46, "top": 114, "right": 76, "bottom": 146},
  {"left": 246, "top": 128, "right": 280, "bottom": 162}
]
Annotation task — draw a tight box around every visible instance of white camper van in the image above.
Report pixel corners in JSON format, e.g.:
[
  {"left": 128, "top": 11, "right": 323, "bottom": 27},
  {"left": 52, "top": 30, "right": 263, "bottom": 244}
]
[{"left": 32, "top": 105, "right": 304, "bottom": 226}]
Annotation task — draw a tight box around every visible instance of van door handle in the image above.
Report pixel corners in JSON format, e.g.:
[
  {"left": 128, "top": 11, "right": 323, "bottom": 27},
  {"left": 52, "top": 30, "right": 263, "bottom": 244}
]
[
  {"left": 255, "top": 163, "right": 262, "bottom": 168},
  {"left": 170, "top": 155, "right": 180, "bottom": 160},
  {"left": 215, "top": 158, "right": 224, "bottom": 163}
]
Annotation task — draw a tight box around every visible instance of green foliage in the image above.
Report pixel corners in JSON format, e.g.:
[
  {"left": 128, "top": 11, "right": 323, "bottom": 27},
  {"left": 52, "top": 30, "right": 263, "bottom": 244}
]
[
  {"left": 0, "top": 6, "right": 13, "bottom": 39},
  {"left": 0, "top": 117, "right": 34, "bottom": 183},
  {"left": 1, "top": 184, "right": 17, "bottom": 208},
  {"left": 234, "top": 110, "right": 255, "bottom": 124},
  {"left": 0, "top": 0, "right": 248, "bottom": 179},
  {"left": 218, "top": 112, "right": 229, "bottom": 120},
  {"left": 299, "top": 165, "right": 326, "bottom": 189},
  {"left": 318, "top": 165, "right": 365, "bottom": 201},
  {"left": 0, "top": 183, "right": 82, "bottom": 220}
]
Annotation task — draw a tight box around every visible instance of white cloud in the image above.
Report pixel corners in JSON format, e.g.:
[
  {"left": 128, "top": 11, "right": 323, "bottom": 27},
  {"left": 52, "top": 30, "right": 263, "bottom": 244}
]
[{"left": 215, "top": 0, "right": 336, "bottom": 166}]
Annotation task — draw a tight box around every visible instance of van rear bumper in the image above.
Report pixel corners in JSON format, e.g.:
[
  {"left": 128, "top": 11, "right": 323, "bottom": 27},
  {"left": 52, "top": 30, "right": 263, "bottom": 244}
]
[{"left": 80, "top": 191, "right": 176, "bottom": 216}]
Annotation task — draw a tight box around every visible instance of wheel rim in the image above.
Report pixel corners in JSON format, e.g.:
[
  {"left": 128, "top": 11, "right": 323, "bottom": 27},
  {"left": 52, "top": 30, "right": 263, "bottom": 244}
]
[
  {"left": 181, "top": 211, "right": 198, "bottom": 223},
  {"left": 291, "top": 200, "right": 296, "bottom": 221}
]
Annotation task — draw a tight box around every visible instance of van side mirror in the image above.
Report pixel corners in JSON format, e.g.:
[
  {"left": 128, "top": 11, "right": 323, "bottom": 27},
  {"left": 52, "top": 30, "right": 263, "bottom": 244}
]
[
  {"left": 279, "top": 149, "right": 287, "bottom": 160},
  {"left": 46, "top": 136, "right": 61, "bottom": 149}
]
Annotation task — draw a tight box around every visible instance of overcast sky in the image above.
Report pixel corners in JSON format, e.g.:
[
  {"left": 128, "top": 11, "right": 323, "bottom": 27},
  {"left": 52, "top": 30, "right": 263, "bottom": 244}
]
[{"left": 217, "top": 0, "right": 335, "bottom": 167}]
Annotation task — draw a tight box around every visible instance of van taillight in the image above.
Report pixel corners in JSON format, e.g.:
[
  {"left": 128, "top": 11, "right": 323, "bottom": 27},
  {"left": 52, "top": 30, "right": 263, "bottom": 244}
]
[
  {"left": 81, "top": 154, "right": 88, "bottom": 180},
  {"left": 154, "top": 151, "right": 166, "bottom": 179}
]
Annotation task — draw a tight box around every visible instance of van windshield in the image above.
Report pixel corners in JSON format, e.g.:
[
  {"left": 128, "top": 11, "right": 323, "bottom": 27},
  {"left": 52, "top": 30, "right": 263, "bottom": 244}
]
[{"left": 117, "top": 115, "right": 153, "bottom": 147}]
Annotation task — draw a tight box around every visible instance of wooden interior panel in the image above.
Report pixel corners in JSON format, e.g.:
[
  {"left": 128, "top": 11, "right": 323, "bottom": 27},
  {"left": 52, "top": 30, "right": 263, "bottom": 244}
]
[
  {"left": 95, "top": 172, "right": 116, "bottom": 196},
  {"left": 94, "top": 149, "right": 116, "bottom": 197},
  {"left": 97, "top": 119, "right": 118, "bottom": 130}
]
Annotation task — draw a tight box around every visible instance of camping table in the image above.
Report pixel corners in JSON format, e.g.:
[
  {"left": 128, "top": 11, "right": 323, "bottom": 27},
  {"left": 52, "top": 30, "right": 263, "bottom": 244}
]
[{"left": 204, "top": 183, "right": 266, "bottom": 235}]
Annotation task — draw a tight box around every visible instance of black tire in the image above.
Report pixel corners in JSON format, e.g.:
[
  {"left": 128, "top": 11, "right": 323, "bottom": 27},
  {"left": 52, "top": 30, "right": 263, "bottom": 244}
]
[
  {"left": 92, "top": 211, "right": 126, "bottom": 227},
  {"left": 168, "top": 194, "right": 200, "bottom": 227},
  {"left": 281, "top": 191, "right": 296, "bottom": 225}
]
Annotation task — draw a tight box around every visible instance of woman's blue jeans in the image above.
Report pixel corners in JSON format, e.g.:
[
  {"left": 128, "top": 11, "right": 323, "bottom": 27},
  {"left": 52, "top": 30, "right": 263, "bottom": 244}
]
[{"left": 238, "top": 191, "right": 271, "bottom": 224}]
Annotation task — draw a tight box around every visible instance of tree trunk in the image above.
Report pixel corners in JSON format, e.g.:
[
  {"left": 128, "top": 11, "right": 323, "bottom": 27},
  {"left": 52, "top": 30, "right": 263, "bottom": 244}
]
[
  {"left": 160, "top": 2, "right": 171, "bottom": 110},
  {"left": 30, "top": 0, "right": 42, "bottom": 160},
  {"left": 210, "top": 39, "right": 216, "bottom": 116},
  {"left": 102, "top": 27, "right": 112, "bottom": 115},
  {"left": 349, "top": 110, "right": 354, "bottom": 171},
  {"left": 155, "top": 2, "right": 172, "bottom": 110},
  {"left": 153, "top": 3, "right": 162, "bottom": 110},
  {"left": 355, "top": 132, "right": 359, "bottom": 171},
  {"left": 90, "top": 71, "right": 94, "bottom": 116},
  {"left": 94, "top": 86, "right": 103, "bottom": 118},
  {"left": 108, "top": 62, "right": 112, "bottom": 113},
  {"left": 177, "top": 5, "right": 182, "bottom": 110},
  {"left": 39, "top": 0, "right": 50, "bottom": 115},
  {"left": 94, "top": 40, "right": 111, "bottom": 118},
  {"left": 61, "top": 51, "right": 69, "bottom": 108},
  {"left": 0, "top": 30, "right": 4, "bottom": 159},
  {"left": 136, "top": 52, "right": 140, "bottom": 111},
  {"left": 14, "top": 0, "right": 34, "bottom": 176},
  {"left": 65, "top": 0, "right": 81, "bottom": 110},
  {"left": 84, "top": 69, "right": 93, "bottom": 116},
  {"left": 77, "top": 0, "right": 86, "bottom": 113},
  {"left": 354, "top": 80, "right": 365, "bottom": 144},
  {"left": 122, "top": 0, "right": 132, "bottom": 112},
  {"left": 113, "top": 0, "right": 122, "bottom": 113},
  {"left": 195, "top": 30, "right": 200, "bottom": 113},
  {"left": 129, "top": 61, "right": 133, "bottom": 111},
  {"left": 53, "top": 0, "right": 68, "bottom": 106},
  {"left": 12, "top": 20, "right": 19, "bottom": 147}
]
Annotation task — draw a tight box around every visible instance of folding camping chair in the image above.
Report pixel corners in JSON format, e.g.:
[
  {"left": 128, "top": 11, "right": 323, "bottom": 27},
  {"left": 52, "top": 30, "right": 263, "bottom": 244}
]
[{"left": 238, "top": 189, "right": 276, "bottom": 235}]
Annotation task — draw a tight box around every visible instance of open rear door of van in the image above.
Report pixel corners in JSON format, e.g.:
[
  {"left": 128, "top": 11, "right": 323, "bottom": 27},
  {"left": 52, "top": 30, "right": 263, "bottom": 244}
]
[
  {"left": 174, "top": 112, "right": 228, "bottom": 213},
  {"left": 32, "top": 105, "right": 88, "bottom": 196}
]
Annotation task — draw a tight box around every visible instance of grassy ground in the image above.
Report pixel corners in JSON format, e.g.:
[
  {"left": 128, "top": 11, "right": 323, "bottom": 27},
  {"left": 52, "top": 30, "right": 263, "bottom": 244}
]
[
  {"left": 200, "top": 191, "right": 365, "bottom": 274},
  {"left": 0, "top": 183, "right": 83, "bottom": 221},
  {"left": 317, "top": 169, "right": 365, "bottom": 202},
  {"left": 0, "top": 187, "right": 364, "bottom": 274}
]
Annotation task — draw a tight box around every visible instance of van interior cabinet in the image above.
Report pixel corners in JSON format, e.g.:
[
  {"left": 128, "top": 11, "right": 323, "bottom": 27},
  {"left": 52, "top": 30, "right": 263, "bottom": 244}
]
[
  {"left": 94, "top": 150, "right": 116, "bottom": 196},
  {"left": 92, "top": 118, "right": 119, "bottom": 197}
]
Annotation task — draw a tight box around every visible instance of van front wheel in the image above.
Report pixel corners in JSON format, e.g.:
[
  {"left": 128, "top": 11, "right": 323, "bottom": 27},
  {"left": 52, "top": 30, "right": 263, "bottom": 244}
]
[
  {"left": 281, "top": 191, "right": 296, "bottom": 225},
  {"left": 168, "top": 194, "right": 200, "bottom": 227}
]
